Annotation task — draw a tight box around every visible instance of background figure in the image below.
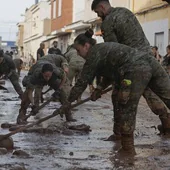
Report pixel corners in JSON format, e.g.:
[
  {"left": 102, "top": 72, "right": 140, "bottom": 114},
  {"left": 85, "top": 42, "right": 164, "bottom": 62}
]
[
  {"left": 65, "top": 45, "right": 85, "bottom": 86},
  {"left": 152, "top": 46, "right": 162, "bottom": 63},
  {"left": 0, "top": 49, "right": 23, "bottom": 98},
  {"left": 162, "top": 45, "right": 170, "bottom": 76},
  {"left": 37, "top": 42, "right": 45, "bottom": 61},
  {"left": 48, "top": 41, "right": 61, "bottom": 55},
  {"left": 13, "top": 58, "right": 23, "bottom": 76},
  {"left": 65, "top": 45, "right": 85, "bottom": 102},
  {"left": 29, "top": 54, "right": 36, "bottom": 68}
]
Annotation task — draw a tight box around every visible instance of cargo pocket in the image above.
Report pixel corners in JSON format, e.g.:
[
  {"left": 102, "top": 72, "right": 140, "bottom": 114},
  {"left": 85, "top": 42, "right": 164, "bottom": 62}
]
[{"left": 118, "top": 79, "right": 132, "bottom": 104}]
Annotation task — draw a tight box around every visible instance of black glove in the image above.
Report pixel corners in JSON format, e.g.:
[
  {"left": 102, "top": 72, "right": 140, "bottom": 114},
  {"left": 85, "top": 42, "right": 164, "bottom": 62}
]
[
  {"left": 91, "top": 88, "right": 102, "bottom": 101},
  {"left": 52, "top": 90, "right": 61, "bottom": 99},
  {"left": 31, "top": 105, "right": 39, "bottom": 115}
]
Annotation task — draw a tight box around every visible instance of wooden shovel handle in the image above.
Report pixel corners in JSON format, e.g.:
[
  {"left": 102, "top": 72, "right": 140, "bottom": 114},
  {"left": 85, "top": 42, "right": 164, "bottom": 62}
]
[{"left": 0, "top": 86, "right": 112, "bottom": 141}]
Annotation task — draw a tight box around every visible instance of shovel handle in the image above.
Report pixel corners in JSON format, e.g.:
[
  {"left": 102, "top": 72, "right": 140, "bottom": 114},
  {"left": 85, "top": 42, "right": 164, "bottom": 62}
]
[
  {"left": 0, "top": 86, "right": 112, "bottom": 141},
  {"left": 24, "top": 97, "right": 54, "bottom": 121}
]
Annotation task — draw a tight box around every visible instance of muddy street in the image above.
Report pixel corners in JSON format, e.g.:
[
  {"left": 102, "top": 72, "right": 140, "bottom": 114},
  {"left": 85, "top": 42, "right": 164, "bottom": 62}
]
[{"left": 0, "top": 71, "right": 170, "bottom": 170}]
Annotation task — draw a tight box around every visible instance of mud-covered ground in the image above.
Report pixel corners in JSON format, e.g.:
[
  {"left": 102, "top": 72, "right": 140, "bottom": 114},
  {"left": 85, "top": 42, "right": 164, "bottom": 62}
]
[{"left": 0, "top": 71, "right": 170, "bottom": 170}]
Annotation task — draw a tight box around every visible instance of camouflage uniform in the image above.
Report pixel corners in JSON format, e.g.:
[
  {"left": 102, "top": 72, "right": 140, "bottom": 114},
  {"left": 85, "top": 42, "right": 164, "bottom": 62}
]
[
  {"left": 13, "top": 58, "right": 23, "bottom": 76},
  {"left": 65, "top": 47, "right": 85, "bottom": 85},
  {"left": 0, "top": 54, "right": 23, "bottom": 97},
  {"left": 35, "top": 54, "right": 69, "bottom": 106},
  {"left": 67, "top": 42, "right": 170, "bottom": 137},
  {"left": 100, "top": 7, "right": 169, "bottom": 135},
  {"left": 18, "top": 61, "right": 71, "bottom": 124}
]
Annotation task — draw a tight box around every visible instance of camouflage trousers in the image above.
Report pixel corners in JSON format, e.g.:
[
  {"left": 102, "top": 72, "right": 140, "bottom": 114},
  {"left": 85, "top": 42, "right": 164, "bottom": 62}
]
[
  {"left": 67, "top": 64, "right": 83, "bottom": 86},
  {"left": 19, "top": 78, "right": 71, "bottom": 116},
  {"left": 112, "top": 62, "right": 170, "bottom": 135}
]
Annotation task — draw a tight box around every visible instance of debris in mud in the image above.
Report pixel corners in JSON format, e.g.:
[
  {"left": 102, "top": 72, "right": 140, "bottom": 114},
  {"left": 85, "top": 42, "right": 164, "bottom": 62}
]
[
  {"left": 67, "top": 124, "right": 91, "bottom": 132},
  {"left": 0, "top": 136, "right": 14, "bottom": 150},
  {"left": 0, "top": 148, "right": 8, "bottom": 155},
  {"left": 13, "top": 150, "right": 30, "bottom": 157},
  {"left": 69, "top": 152, "right": 74, "bottom": 156},
  {"left": 9, "top": 165, "right": 27, "bottom": 170},
  {"left": 1, "top": 122, "right": 17, "bottom": 129}
]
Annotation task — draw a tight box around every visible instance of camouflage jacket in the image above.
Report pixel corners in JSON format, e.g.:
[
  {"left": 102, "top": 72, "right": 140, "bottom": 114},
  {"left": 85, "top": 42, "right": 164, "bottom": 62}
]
[
  {"left": 65, "top": 47, "right": 85, "bottom": 67},
  {"left": 0, "top": 55, "right": 23, "bottom": 96},
  {"left": 101, "top": 7, "right": 151, "bottom": 52},
  {"left": 0, "top": 54, "right": 16, "bottom": 76},
  {"left": 68, "top": 42, "right": 156, "bottom": 103},
  {"left": 23, "top": 61, "right": 64, "bottom": 90},
  {"left": 39, "top": 54, "right": 68, "bottom": 69}
]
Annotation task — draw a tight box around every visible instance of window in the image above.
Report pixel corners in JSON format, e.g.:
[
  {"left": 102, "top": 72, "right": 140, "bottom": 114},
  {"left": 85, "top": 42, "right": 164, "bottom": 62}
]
[
  {"left": 53, "top": 0, "right": 56, "bottom": 19},
  {"left": 58, "top": 0, "right": 62, "bottom": 17}
]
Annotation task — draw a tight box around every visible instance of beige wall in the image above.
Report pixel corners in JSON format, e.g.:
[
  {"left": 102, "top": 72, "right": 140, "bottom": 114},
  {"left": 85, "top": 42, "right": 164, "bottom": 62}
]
[{"left": 133, "top": 0, "right": 166, "bottom": 13}]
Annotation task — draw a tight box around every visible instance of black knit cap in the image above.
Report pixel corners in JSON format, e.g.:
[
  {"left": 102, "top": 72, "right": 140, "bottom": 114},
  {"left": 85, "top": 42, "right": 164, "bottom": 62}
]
[{"left": 42, "top": 63, "right": 53, "bottom": 73}]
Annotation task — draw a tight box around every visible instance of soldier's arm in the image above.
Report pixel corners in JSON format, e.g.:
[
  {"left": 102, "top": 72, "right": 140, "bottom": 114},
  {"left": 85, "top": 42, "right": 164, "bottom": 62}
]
[
  {"left": 68, "top": 49, "right": 98, "bottom": 103},
  {"left": 8, "top": 71, "right": 23, "bottom": 97},
  {"left": 59, "top": 55, "right": 69, "bottom": 73},
  {"left": 101, "top": 18, "right": 118, "bottom": 43},
  {"left": 97, "top": 77, "right": 112, "bottom": 90}
]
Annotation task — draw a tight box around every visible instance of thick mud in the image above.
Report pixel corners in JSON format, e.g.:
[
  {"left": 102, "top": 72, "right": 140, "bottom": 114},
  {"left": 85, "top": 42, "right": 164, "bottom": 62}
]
[{"left": 0, "top": 71, "right": 170, "bottom": 170}]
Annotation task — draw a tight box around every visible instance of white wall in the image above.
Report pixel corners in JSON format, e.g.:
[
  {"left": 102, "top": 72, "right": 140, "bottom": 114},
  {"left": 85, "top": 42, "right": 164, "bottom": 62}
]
[
  {"left": 73, "top": 0, "right": 85, "bottom": 22},
  {"left": 141, "top": 19, "right": 169, "bottom": 56}
]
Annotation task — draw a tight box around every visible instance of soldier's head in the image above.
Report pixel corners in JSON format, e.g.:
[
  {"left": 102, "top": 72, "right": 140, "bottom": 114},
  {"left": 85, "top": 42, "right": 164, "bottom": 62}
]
[
  {"left": 91, "top": 0, "right": 111, "bottom": 20},
  {"left": 74, "top": 29, "right": 96, "bottom": 58},
  {"left": 0, "top": 49, "right": 4, "bottom": 64},
  {"left": 166, "top": 45, "right": 170, "bottom": 54},
  {"left": 40, "top": 42, "right": 45, "bottom": 49},
  {"left": 41, "top": 63, "right": 53, "bottom": 81},
  {"left": 53, "top": 41, "right": 58, "bottom": 48}
]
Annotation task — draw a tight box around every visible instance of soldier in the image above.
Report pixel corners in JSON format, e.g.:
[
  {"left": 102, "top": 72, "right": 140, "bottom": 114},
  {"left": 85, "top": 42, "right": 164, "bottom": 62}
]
[
  {"left": 17, "top": 62, "right": 75, "bottom": 124},
  {"left": 55, "top": 31, "right": 170, "bottom": 154},
  {"left": 91, "top": 0, "right": 169, "bottom": 141},
  {"left": 0, "top": 50, "right": 23, "bottom": 98},
  {"left": 36, "top": 54, "right": 69, "bottom": 105},
  {"left": 65, "top": 45, "right": 85, "bottom": 86},
  {"left": 13, "top": 58, "right": 23, "bottom": 76}
]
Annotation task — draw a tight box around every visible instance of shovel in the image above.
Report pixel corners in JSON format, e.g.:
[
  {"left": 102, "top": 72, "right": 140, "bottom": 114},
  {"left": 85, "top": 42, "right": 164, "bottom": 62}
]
[{"left": 0, "top": 86, "right": 112, "bottom": 149}]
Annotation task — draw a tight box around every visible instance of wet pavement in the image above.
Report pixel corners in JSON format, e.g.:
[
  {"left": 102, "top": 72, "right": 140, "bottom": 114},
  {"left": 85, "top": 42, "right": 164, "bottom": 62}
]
[{"left": 0, "top": 71, "right": 170, "bottom": 170}]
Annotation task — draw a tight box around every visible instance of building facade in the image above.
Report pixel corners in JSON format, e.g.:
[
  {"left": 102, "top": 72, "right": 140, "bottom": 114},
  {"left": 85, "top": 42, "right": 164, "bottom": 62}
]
[
  {"left": 134, "top": 0, "right": 170, "bottom": 56},
  {"left": 23, "top": 0, "right": 51, "bottom": 62}
]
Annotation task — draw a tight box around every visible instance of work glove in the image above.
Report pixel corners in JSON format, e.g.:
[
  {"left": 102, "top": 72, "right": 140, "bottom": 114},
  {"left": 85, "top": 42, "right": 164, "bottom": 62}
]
[
  {"left": 91, "top": 88, "right": 102, "bottom": 101},
  {"left": 52, "top": 90, "right": 61, "bottom": 100},
  {"left": 53, "top": 101, "right": 71, "bottom": 118},
  {"left": 31, "top": 105, "right": 39, "bottom": 116}
]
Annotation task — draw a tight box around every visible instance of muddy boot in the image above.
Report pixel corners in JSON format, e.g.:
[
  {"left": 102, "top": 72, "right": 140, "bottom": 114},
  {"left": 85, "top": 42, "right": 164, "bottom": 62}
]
[
  {"left": 157, "top": 117, "right": 170, "bottom": 135},
  {"left": 119, "top": 134, "right": 136, "bottom": 155},
  {"left": 65, "top": 112, "right": 77, "bottom": 122},
  {"left": 105, "top": 122, "right": 121, "bottom": 141},
  {"left": 104, "top": 133, "right": 121, "bottom": 141},
  {"left": 17, "top": 109, "right": 27, "bottom": 125}
]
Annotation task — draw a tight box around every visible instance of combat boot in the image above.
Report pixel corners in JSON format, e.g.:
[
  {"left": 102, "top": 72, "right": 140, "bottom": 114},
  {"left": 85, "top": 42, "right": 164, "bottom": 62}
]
[
  {"left": 104, "top": 122, "right": 121, "bottom": 141},
  {"left": 157, "top": 117, "right": 170, "bottom": 135},
  {"left": 17, "top": 109, "right": 27, "bottom": 125},
  {"left": 119, "top": 134, "right": 136, "bottom": 155},
  {"left": 65, "top": 112, "right": 77, "bottom": 122}
]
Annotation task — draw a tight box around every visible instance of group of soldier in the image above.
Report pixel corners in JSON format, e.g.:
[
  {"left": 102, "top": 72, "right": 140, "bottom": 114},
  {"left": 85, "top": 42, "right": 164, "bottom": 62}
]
[{"left": 1, "top": 0, "right": 170, "bottom": 155}]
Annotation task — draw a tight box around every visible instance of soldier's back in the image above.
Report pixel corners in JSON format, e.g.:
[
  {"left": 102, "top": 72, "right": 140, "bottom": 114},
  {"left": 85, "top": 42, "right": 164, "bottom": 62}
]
[{"left": 101, "top": 7, "right": 151, "bottom": 52}]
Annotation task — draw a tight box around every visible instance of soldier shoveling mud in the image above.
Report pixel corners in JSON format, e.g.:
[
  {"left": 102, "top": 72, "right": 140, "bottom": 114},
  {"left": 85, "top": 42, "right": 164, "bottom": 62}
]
[
  {"left": 0, "top": 49, "right": 23, "bottom": 98},
  {"left": 54, "top": 29, "right": 170, "bottom": 155},
  {"left": 17, "top": 61, "right": 75, "bottom": 124},
  {"left": 91, "top": 0, "right": 170, "bottom": 141}
]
